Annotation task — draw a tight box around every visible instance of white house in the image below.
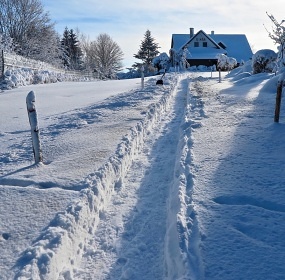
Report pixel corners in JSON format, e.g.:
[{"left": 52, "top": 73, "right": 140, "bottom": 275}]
[{"left": 170, "top": 28, "right": 253, "bottom": 67}]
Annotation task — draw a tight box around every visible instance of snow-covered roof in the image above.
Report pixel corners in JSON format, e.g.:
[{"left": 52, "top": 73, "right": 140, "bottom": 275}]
[
  {"left": 210, "top": 34, "right": 253, "bottom": 61},
  {"left": 171, "top": 31, "right": 253, "bottom": 62},
  {"left": 171, "top": 34, "right": 191, "bottom": 50}
]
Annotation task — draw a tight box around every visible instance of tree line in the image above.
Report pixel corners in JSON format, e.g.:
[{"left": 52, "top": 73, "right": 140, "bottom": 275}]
[{"left": 0, "top": 0, "right": 164, "bottom": 79}]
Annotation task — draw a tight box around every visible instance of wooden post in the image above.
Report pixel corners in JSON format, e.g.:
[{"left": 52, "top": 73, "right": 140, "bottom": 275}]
[
  {"left": 0, "top": 50, "right": 4, "bottom": 80},
  {"left": 26, "top": 91, "right": 43, "bottom": 164},
  {"left": 141, "top": 65, "right": 144, "bottom": 89},
  {"left": 274, "top": 81, "right": 283, "bottom": 123}
]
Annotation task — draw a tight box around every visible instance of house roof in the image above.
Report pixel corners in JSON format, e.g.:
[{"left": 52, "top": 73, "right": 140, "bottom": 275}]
[
  {"left": 210, "top": 34, "right": 253, "bottom": 61},
  {"left": 171, "top": 31, "right": 253, "bottom": 62}
]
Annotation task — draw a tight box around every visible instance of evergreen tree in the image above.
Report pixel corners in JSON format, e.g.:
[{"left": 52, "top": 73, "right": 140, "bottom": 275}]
[
  {"left": 61, "top": 27, "right": 71, "bottom": 68},
  {"left": 134, "top": 30, "right": 160, "bottom": 72},
  {"left": 69, "top": 29, "right": 83, "bottom": 69},
  {"left": 60, "top": 27, "right": 83, "bottom": 69}
]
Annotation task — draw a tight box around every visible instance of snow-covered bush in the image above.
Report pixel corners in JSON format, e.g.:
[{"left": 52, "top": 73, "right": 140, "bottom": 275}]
[
  {"left": 170, "top": 48, "right": 190, "bottom": 70},
  {"left": 152, "top": 52, "right": 170, "bottom": 72},
  {"left": 217, "top": 54, "right": 237, "bottom": 71},
  {"left": 252, "top": 49, "right": 277, "bottom": 74}
]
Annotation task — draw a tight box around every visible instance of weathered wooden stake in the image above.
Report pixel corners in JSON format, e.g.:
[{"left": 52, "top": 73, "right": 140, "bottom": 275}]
[
  {"left": 0, "top": 50, "right": 4, "bottom": 80},
  {"left": 26, "top": 91, "right": 43, "bottom": 164},
  {"left": 141, "top": 65, "right": 144, "bottom": 89},
  {"left": 274, "top": 81, "right": 283, "bottom": 123}
]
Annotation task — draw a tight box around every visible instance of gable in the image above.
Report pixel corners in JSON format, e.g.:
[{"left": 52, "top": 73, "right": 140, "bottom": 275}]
[{"left": 183, "top": 30, "right": 221, "bottom": 49}]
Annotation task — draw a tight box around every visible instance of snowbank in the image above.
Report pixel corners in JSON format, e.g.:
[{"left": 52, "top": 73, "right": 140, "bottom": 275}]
[
  {"left": 252, "top": 49, "right": 277, "bottom": 74},
  {"left": 14, "top": 75, "right": 179, "bottom": 279},
  {"left": 0, "top": 68, "right": 93, "bottom": 90},
  {"left": 1, "top": 52, "right": 95, "bottom": 90}
]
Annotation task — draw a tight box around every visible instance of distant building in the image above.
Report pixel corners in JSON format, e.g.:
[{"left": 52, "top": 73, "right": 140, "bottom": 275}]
[{"left": 170, "top": 28, "right": 253, "bottom": 67}]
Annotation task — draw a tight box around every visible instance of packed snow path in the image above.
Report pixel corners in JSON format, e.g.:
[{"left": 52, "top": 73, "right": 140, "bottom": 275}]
[{"left": 75, "top": 76, "right": 189, "bottom": 279}]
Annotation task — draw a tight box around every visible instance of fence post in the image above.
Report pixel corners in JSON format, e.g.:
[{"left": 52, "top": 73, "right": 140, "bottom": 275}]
[
  {"left": 26, "top": 91, "right": 43, "bottom": 164},
  {"left": 274, "top": 80, "right": 283, "bottom": 123},
  {"left": 0, "top": 50, "right": 4, "bottom": 80},
  {"left": 141, "top": 65, "right": 144, "bottom": 89}
]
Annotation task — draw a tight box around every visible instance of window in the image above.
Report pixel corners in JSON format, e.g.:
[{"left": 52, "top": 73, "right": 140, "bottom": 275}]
[
  {"left": 194, "top": 42, "right": 199, "bottom": 47},
  {"left": 203, "top": 42, "right": 207, "bottom": 47}
]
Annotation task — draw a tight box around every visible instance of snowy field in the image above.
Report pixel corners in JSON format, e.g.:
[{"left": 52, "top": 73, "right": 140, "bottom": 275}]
[{"left": 1, "top": 68, "right": 285, "bottom": 280}]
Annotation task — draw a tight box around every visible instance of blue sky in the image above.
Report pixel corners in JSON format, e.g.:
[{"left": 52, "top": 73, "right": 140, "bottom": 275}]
[{"left": 42, "top": 0, "right": 284, "bottom": 69}]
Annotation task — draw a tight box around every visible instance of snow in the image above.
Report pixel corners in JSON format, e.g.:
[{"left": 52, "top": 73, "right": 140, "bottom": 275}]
[
  {"left": 1, "top": 67, "right": 285, "bottom": 279},
  {"left": 252, "top": 49, "right": 278, "bottom": 74}
]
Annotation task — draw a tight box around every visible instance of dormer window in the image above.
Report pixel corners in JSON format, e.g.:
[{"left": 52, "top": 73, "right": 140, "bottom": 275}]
[{"left": 218, "top": 42, "right": 227, "bottom": 49}]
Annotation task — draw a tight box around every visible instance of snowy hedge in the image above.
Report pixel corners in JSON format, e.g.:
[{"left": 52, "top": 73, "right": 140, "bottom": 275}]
[
  {"left": 217, "top": 54, "right": 237, "bottom": 71},
  {"left": 252, "top": 49, "right": 277, "bottom": 74},
  {"left": 0, "top": 51, "right": 95, "bottom": 90},
  {"left": 152, "top": 52, "right": 170, "bottom": 72},
  {"left": 0, "top": 68, "right": 93, "bottom": 90}
]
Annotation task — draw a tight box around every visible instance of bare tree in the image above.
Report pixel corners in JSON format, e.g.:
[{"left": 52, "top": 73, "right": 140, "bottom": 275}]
[
  {"left": 0, "top": 0, "right": 60, "bottom": 64},
  {"left": 85, "top": 33, "right": 124, "bottom": 79},
  {"left": 266, "top": 12, "right": 285, "bottom": 69}
]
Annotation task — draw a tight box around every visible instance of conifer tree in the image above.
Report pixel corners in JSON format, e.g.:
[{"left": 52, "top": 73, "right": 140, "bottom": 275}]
[
  {"left": 134, "top": 30, "right": 160, "bottom": 72},
  {"left": 60, "top": 27, "right": 83, "bottom": 69},
  {"left": 69, "top": 29, "right": 83, "bottom": 69},
  {"left": 61, "top": 27, "right": 71, "bottom": 68}
]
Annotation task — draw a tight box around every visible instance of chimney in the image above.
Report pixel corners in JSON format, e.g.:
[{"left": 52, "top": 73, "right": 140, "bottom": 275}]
[
  {"left": 190, "top": 28, "right": 194, "bottom": 38},
  {"left": 211, "top": 30, "right": 214, "bottom": 35}
]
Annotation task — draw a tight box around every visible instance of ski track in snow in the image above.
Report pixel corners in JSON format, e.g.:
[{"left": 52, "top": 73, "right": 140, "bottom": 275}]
[{"left": 75, "top": 75, "right": 189, "bottom": 279}]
